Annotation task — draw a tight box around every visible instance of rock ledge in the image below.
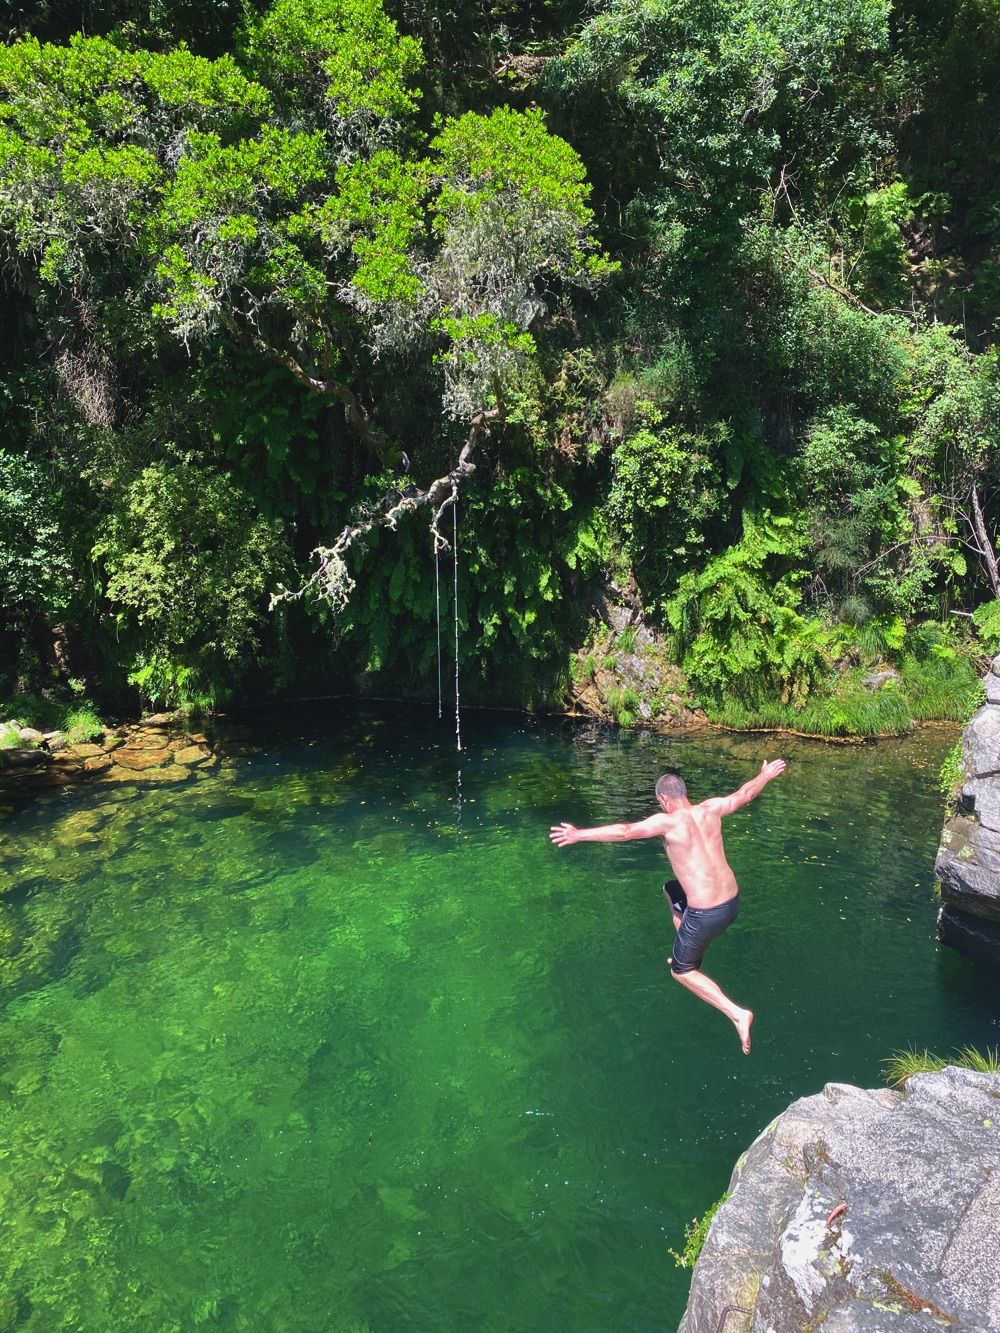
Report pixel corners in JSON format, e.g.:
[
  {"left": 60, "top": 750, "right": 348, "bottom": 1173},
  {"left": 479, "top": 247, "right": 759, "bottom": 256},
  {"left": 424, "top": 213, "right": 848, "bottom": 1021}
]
[
  {"left": 679, "top": 1066, "right": 1000, "bottom": 1333},
  {"left": 935, "top": 655, "right": 1000, "bottom": 965}
]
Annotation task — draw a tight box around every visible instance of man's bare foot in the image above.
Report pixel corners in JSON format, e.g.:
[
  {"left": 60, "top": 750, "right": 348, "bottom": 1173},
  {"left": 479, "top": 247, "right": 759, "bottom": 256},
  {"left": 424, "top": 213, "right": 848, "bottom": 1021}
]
[{"left": 734, "top": 1009, "right": 754, "bottom": 1054}]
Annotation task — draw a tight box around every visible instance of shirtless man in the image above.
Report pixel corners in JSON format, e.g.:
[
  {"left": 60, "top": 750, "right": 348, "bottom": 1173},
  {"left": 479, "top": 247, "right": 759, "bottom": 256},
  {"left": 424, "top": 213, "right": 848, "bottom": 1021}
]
[{"left": 549, "top": 760, "right": 786, "bottom": 1053}]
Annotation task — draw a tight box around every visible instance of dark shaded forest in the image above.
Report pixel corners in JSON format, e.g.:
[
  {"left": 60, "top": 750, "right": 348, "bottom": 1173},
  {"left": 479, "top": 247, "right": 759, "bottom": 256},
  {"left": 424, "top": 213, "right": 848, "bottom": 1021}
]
[{"left": 2, "top": 0, "right": 999, "bottom": 736}]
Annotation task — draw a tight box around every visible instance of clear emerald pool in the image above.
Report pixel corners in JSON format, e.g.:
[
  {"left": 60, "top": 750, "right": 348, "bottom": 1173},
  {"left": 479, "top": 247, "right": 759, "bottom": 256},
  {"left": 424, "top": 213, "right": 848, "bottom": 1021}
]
[{"left": 0, "top": 706, "right": 997, "bottom": 1332}]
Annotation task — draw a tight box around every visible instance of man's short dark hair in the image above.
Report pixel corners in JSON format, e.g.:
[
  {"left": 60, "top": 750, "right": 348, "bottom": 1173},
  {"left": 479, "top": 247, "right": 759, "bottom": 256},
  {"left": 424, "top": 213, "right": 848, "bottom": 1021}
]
[{"left": 656, "top": 773, "right": 687, "bottom": 802}]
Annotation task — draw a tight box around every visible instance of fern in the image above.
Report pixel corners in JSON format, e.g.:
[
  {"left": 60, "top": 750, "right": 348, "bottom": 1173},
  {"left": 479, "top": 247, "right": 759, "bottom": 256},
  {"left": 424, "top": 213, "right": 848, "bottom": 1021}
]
[{"left": 666, "top": 511, "right": 832, "bottom": 707}]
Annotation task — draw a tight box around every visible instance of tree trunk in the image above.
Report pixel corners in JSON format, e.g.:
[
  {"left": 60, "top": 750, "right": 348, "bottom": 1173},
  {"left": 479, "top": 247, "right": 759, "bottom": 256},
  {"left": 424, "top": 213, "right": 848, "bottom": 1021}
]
[{"left": 970, "top": 484, "right": 1000, "bottom": 600}]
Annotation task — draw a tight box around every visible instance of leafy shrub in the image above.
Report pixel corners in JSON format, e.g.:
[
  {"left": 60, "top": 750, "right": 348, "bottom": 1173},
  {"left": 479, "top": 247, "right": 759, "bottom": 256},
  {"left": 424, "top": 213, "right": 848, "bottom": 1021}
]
[
  {"left": 607, "top": 419, "right": 727, "bottom": 599},
  {"left": 63, "top": 706, "right": 104, "bottom": 744},
  {"left": 799, "top": 407, "right": 899, "bottom": 610},
  {"left": 838, "top": 183, "right": 914, "bottom": 306},
  {"left": 0, "top": 722, "right": 24, "bottom": 749},
  {"left": 711, "top": 674, "right": 914, "bottom": 738},
  {"left": 616, "top": 625, "right": 636, "bottom": 654},
  {"left": 605, "top": 686, "right": 641, "bottom": 727},
  {"left": 857, "top": 615, "right": 907, "bottom": 661},
  {"left": 938, "top": 742, "right": 965, "bottom": 801},
  {"left": 92, "top": 461, "right": 291, "bottom": 708},
  {"left": 1, "top": 693, "right": 66, "bottom": 733},
  {"left": 0, "top": 451, "right": 73, "bottom": 613},
  {"left": 0, "top": 694, "right": 106, "bottom": 742},
  {"left": 668, "top": 1192, "right": 731, "bottom": 1269}
]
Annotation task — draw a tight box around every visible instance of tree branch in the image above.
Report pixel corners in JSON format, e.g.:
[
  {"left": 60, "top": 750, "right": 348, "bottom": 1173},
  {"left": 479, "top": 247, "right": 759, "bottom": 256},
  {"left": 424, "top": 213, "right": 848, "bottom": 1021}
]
[
  {"left": 782, "top": 251, "right": 881, "bottom": 317},
  {"left": 851, "top": 532, "right": 943, "bottom": 578},
  {"left": 217, "top": 309, "right": 389, "bottom": 451},
  {"left": 270, "top": 408, "right": 499, "bottom": 613}
]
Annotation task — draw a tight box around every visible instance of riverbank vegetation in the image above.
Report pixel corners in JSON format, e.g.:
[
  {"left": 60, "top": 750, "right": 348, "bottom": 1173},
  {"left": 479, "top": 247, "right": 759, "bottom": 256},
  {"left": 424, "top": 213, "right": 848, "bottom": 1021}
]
[{"left": 2, "top": 0, "right": 999, "bottom": 734}]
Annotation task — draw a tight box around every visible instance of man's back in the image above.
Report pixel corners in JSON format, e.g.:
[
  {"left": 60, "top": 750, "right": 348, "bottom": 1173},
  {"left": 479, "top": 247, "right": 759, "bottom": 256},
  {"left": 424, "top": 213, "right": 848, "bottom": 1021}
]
[{"left": 659, "top": 801, "right": 738, "bottom": 908}]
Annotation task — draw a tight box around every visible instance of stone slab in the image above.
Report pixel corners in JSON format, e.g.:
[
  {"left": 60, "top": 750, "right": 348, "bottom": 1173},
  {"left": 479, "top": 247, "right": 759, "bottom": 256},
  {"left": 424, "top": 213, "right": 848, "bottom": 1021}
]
[
  {"left": 172, "top": 744, "right": 211, "bottom": 765},
  {"left": 937, "top": 815, "right": 1000, "bottom": 875},
  {"left": 935, "top": 845, "right": 1000, "bottom": 923},
  {"left": 112, "top": 747, "right": 172, "bottom": 770},
  {"left": 678, "top": 1069, "right": 1000, "bottom": 1333},
  {"left": 963, "top": 705, "right": 1000, "bottom": 779},
  {"left": 961, "top": 779, "right": 1000, "bottom": 834},
  {"left": 0, "top": 748, "right": 46, "bottom": 769}
]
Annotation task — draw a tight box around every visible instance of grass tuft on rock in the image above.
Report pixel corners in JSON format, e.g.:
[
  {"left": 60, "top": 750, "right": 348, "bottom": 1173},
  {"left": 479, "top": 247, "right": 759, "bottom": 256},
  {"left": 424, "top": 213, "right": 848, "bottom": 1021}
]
[{"left": 883, "top": 1045, "right": 1000, "bottom": 1089}]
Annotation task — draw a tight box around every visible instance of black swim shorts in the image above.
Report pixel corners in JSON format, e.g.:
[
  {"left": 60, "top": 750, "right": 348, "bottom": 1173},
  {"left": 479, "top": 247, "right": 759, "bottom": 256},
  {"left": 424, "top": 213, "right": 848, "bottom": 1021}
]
[{"left": 663, "top": 880, "right": 740, "bottom": 975}]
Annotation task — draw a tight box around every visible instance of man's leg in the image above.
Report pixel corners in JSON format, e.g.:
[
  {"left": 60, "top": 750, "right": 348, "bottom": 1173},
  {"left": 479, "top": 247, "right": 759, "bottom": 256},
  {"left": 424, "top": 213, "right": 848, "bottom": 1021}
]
[
  {"left": 669, "top": 895, "right": 752, "bottom": 1053},
  {"left": 671, "top": 968, "right": 753, "bottom": 1054}
]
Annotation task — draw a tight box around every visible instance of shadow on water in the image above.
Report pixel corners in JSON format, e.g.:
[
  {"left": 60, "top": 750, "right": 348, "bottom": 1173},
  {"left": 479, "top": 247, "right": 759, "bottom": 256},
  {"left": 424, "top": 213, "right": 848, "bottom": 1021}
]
[
  {"left": 0, "top": 702, "right": 993, "bottom": 1333},
  {"left": 934, "top": 946, "right": 1000, "bottom": 1028}
]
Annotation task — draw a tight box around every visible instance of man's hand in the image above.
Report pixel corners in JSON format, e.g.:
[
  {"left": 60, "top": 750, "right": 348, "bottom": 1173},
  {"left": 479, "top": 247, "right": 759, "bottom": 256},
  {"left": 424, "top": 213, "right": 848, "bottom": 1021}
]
[
  {"left": 760, "top": 759, "right": 786, "bottom": 781},
  {"left": 550, "top": 823, "right": 580, "bottom": 847}
]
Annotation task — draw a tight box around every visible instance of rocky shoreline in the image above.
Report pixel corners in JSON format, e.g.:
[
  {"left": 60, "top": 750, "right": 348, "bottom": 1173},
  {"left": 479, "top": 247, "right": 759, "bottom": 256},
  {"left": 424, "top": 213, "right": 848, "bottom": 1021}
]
[{"left": 0, "top": 713, "right": 217, "bottom": 794}]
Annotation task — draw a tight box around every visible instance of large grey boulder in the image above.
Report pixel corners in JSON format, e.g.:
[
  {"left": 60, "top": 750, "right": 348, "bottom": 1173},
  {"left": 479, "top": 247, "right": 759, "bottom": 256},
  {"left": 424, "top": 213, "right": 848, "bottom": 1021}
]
[
  {"left": 936, "top": 655, "right": 1000, "bottom": 963},
  {"left": 936, "top": 816, "right": 1000, "bottom": 922},
  {"left": 678, "top": 1067, "right": 1000, "bottom": 1333},
  {"left": 963, "top": 704, "right": 1000, "bottom": 779}
]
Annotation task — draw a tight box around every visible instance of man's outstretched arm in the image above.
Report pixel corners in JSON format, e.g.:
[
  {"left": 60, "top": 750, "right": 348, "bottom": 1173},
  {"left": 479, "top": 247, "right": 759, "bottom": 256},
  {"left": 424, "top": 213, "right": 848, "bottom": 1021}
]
[
  {"left": 550, "top": 814, "right": 667, "bottom": 847},
  {"left": 707, "top": 759, "right": 786, "bottom": 816}
]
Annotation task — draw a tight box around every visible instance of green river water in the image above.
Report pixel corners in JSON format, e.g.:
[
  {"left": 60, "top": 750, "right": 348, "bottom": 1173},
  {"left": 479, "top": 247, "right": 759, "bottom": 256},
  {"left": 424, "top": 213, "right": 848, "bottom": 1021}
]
[{"left": 0, "top": 706, "right": 997, "bottom": 1333}]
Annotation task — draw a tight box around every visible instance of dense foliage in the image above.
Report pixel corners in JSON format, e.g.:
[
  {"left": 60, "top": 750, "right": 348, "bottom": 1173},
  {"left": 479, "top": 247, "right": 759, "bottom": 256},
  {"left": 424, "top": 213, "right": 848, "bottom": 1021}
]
[{"left": 2, "top": 0, "right": 1000, "bottom": 723}]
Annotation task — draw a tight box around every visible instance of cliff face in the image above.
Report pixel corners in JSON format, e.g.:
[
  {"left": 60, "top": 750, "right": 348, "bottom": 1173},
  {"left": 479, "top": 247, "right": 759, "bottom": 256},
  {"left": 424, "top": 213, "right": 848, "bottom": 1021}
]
[
  {"left": 677, "top": 1067, "right": 1000, "bottom": 1333},
  {"left": 936, "top": 656, "right": 1000, "bottom": 966}
]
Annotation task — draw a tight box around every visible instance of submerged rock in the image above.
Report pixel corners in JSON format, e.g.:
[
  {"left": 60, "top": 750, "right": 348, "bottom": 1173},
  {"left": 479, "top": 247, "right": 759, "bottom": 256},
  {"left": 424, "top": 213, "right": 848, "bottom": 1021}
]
[
  {"left": 678, "top": 1067, "right": 1000, "bottom": 1333},
  {"left": 0, "top": 749, "right": 46, "bottom": 770},
  {"left": 112, "top": 746, "right": 172, "bottom": 770}
]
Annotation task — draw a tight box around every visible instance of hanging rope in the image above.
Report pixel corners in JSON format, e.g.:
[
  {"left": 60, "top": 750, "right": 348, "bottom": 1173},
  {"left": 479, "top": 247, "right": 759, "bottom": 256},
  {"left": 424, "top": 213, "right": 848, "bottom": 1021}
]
[
  {"left": 453, "top": 492, "right": 462, "bottom": 753},
  {"left": 434, "top": 538, "right": 442, "bottom": 720}
]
